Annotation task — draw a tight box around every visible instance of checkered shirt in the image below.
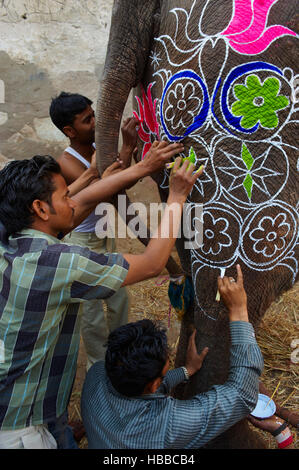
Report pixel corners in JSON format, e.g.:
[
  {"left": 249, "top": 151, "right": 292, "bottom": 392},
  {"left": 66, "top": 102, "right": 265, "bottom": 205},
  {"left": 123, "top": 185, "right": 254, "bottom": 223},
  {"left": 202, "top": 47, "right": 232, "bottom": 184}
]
[{"left": 0, "top": 225, "right": 129, "bottom": 430}]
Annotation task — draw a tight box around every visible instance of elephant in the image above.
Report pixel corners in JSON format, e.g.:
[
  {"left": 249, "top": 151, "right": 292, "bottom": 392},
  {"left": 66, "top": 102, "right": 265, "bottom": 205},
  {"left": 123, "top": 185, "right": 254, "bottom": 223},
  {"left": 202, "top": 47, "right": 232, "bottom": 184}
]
[{"left": 95, "top": 0, "right": 299, "bottom": 448}]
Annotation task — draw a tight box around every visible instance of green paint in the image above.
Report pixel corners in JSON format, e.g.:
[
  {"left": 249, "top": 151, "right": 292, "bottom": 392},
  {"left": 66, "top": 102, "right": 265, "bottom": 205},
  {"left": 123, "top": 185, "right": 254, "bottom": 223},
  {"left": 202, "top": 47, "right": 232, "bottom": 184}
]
[
  {"left": 241, "top": 144, "right": 254, "bottom": 199},
  {"left": 166, "top": 146, "right": 197, "bottom": 169},
  {"left": 188, "top": 146, "right": 196, "bottom": 164},
  {"left": 242, "top": 143, "right": 254, "bottom": 170},
  {"left": 231, "top": 75, "right": 289, "bottom": 129},
  {"left": 186, "top": 146, "right": 196, "bottom": 170},
  {"left": 243, "top": 173, "right": 253, "bottom": 199}
]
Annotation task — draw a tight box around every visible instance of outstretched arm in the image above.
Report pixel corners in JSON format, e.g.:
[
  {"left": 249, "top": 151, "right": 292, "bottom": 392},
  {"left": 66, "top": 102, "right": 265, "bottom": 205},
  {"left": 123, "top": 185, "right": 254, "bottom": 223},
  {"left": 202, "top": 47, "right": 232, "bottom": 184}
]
[
  {"left": 68, "top": 141, "right": 184, "bottom": 232},
  {"left": 164, "top": 266, "right": 264, "bottom": 448},
  {"left": 121, "top": 159, "right": 204, "bottom": 285}
]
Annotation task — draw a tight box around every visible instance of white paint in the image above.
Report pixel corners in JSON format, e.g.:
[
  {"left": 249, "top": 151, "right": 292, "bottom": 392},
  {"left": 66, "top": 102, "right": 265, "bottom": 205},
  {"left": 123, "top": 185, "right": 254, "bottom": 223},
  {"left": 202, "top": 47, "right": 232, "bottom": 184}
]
[
  {"left": 150, "top": 0, "right": 299, "bottom": 319},
  {"left": 251, "top": 394, "right": 276, "bottom": 419}
]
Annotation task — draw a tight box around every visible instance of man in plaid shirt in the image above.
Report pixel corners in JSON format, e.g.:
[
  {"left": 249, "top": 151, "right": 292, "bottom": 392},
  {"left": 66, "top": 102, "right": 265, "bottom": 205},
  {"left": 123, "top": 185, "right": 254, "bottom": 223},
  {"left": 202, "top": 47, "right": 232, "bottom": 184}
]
[{"left": 0, "top": 142, "right": 203, "bottom": 448}]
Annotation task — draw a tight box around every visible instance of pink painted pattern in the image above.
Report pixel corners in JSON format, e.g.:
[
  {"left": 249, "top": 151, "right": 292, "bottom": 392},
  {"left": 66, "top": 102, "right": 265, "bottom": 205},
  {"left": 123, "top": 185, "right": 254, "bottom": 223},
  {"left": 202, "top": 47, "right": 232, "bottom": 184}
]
[
  {"left": 133, "top": 83, "right": 160, "bottom": 160},
  {"left": 222, "top": 0, "right": 296, "bottom": 55}
]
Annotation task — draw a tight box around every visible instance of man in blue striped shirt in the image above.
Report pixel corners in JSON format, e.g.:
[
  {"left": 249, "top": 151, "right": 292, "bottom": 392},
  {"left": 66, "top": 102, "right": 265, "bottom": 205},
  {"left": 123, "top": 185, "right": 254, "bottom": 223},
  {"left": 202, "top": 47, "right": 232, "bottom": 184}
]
[
  {"left": 81, "top": 265, "right": 264, "bottom": 449},
  {"left": 0, "top": 144, "right": 203, "bottom": 448}
]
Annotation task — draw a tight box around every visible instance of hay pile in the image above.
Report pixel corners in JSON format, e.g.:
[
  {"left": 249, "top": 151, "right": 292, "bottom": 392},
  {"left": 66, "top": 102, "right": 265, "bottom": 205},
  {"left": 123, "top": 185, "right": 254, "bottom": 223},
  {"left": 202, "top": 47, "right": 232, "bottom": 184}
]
[
  {"left": 70, "top": 274, "right": 298, "bottom": 449},
  {"left": 252, "top": 282, "right": 299, "bottom": 448}
]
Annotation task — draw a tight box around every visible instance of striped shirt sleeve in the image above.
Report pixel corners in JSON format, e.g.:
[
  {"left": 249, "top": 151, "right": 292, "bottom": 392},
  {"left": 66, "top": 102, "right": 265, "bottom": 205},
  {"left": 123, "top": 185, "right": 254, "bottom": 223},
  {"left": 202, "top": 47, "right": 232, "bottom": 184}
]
[
  {"left": 158, "top": 368, "right": 186, "bottom": 395},
  {"left": 68, "top": 249, "right": 129, "bottom": 302}
]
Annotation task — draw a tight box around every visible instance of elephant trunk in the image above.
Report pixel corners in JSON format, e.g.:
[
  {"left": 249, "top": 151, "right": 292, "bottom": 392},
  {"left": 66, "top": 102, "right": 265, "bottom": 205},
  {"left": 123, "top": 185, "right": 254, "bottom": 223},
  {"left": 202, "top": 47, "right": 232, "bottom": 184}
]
[
  {"left": 96, "top": 77, "right": 131, "bottom": 174},
  {"left": 95, "top": 0, "right": 160, "bottom": 173}
]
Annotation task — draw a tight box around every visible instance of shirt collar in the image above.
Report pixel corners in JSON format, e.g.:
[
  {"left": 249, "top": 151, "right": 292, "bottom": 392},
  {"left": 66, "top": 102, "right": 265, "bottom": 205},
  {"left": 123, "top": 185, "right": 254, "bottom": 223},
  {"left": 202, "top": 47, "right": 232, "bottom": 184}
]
[
  {"left": 15, "top": 228, "right": 61, "bottom": 245},
  {"left": 0, "top": 221, "right": 9, "bottom": 246}
]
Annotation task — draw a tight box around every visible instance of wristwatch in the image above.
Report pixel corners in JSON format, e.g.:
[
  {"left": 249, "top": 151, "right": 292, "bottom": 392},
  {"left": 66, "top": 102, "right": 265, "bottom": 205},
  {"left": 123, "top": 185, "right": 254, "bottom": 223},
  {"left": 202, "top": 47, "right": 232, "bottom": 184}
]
[{"left": 181, "top": 366, "right": 189, "bottom": 382}]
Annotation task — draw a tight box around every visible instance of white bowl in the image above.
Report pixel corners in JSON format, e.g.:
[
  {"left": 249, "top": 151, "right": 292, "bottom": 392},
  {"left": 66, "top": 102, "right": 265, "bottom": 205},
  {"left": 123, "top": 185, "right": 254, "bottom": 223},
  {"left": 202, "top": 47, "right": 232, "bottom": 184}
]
[{"left": 250, "top": 393, "right": 276, "bottom": 419}]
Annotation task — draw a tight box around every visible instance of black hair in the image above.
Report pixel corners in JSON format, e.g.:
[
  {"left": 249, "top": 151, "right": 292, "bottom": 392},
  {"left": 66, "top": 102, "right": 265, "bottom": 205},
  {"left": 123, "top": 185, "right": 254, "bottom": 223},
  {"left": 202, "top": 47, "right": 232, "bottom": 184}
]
[
  {"left": 105, "top": 319, "right": 168, "bottom": 397},
  {"left": 49, "top": 91, "right": 92, "bottom": 132},
  {"left": 0, "top": 155, "right": 61, "bottom": 235}
]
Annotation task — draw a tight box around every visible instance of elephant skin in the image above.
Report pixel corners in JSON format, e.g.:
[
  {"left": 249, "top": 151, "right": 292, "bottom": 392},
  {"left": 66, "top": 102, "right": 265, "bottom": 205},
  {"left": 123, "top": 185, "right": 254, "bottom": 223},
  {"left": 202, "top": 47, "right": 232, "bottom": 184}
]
[{"left": 96, "top": 0, "right": 299, "bottom": 448}]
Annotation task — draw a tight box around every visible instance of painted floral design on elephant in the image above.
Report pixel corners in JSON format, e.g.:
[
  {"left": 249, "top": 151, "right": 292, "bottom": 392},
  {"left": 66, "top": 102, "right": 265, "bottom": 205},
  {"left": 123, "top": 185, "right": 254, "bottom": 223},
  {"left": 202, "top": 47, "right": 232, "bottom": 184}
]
[
  {"left": 201, "top": 212, "right": 231, "bottom": 256},
  {"left": 135, "top": 0, "right": 298, "bottom": 296},
  {"left": 231, "top": 75, "right": 289, "bottom": 129},
  {"left": 221, "top": 0, "right": 297, "bottom": 55},
  {"left": 191, "top": 202, "right": 243, "bottom": 269},
  {"left": 250, "top": 213, "right": 290, "bottom": 258},
  {"left": 154, "top": 0, "right": 297, "bottom": 66},
  {"left": 214, "top": 140, "right": 287, "bottom": 206},
  {"left": 133, "top": 84, "right": 160, "bottom": 159},
  {"left": 164, "top": 81, "right": 201, "bottom": 132},
  {"left": 240, "top": 202, "right": 298, "bottom": 276}
]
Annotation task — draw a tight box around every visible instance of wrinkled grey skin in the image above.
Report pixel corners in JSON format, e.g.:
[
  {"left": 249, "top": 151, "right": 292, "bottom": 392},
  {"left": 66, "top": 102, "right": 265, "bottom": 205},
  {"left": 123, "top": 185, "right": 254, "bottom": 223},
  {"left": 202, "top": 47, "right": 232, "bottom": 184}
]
[{"left": 96, "top": 0, "right": 298, "bottom": 448}]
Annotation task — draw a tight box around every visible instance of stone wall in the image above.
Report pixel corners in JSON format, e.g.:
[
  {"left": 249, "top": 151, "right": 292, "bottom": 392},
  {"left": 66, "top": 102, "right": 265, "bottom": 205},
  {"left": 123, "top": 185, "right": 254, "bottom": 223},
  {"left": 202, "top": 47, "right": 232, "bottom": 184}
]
[{"left": 0, "top": 0, "right": 130, "bottom": 162}]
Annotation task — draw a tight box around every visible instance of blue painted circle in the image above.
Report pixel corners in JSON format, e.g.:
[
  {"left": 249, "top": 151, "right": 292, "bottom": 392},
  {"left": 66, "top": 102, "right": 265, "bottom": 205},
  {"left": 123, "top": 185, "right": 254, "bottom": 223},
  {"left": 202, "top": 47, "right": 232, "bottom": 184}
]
[{"left": 160, "top": 70, "right": 210, "bottom": 141}]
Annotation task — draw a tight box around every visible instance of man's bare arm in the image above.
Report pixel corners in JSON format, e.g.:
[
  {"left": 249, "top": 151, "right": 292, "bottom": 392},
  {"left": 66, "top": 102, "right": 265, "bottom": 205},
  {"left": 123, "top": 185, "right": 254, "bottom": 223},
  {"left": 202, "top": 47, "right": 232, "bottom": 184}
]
[
  {"left": 121, "top": 159, "right": 204, "bottom": 286},
  {"left": 69, "top": 141, "right": 184, "bottom": 230}
]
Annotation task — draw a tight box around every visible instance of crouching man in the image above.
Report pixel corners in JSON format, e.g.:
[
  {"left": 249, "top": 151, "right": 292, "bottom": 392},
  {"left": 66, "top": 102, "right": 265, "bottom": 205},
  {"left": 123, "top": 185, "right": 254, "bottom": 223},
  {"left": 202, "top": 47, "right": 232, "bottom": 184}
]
[{"left": 81, "top": 265, "right": 263, "bottom": 449}]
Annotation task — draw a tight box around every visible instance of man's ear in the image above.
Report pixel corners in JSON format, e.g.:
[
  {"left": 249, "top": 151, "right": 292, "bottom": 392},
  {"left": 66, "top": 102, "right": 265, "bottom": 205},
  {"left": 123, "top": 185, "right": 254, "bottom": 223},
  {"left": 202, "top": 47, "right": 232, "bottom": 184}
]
[
  {"left": 31, "top": 199, "right": 50, "bottom": 221},
  {"left": 63, "top": 125, "right": 76, "bottom": 139}
]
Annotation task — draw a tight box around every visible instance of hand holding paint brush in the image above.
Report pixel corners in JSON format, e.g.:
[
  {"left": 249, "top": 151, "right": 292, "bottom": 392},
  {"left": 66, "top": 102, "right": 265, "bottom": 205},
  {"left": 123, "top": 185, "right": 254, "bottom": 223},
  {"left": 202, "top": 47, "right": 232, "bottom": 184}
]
[{"left": 166, "top": 146, "right": 204, "bottom": 174}]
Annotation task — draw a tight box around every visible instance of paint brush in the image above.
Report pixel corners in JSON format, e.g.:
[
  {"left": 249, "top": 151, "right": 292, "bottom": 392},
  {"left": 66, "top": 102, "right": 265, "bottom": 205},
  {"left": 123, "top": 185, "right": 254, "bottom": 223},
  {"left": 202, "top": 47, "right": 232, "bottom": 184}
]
[
  {"left": 166, "top": 161, "right": 204, "bottom": 173},
  {"left": 216, "top": 268, "right": 226, "bottom": 301},
  {"left": 265, "top": 380, "right": 281, "bottom": 409}
]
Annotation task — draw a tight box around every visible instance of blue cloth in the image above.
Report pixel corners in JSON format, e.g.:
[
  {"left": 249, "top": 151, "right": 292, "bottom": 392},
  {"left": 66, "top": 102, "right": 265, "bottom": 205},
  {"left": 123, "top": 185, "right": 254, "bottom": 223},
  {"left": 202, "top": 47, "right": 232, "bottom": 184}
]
[
  {"left": 168, "top": 276, "right": 194, "bottom": 319},
  {"left": 81, "top": 321, "right": 263, "bottom": 449},
  {"left": 47, "top": 412, "right": 78, "bottom": 449}
]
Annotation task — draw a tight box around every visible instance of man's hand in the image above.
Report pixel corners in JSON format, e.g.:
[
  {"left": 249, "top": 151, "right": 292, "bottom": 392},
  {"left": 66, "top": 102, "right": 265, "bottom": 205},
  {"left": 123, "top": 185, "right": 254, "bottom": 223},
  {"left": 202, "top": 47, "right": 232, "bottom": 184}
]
[
  {"left": 119, "top": 116, "right": 139, "bottom": 168},
  {"left": 218, "top": 265, "right": 248, "bottom": 322},
  {"left": 90, "top": 151, "right": 99, "bottom": 178},
  {"left": 185, "top": 330, "right": 209, "bottom": 377},
  {"left": 247, "top": 414, "right": 285, "bottom": 433},
  {"left": 168, "top": 157, "right": 204, "bottom": 204},
  {"left": 102, "top": 160, "right": 123, "bottom": 178},
  {"left": 139, "top": 141, "right": 184, "bottom": 175}
]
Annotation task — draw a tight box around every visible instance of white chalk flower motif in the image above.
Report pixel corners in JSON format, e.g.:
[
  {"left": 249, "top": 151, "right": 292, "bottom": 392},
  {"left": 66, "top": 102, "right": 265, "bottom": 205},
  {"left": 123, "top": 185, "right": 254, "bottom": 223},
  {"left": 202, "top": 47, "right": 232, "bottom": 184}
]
[
  {"left": 165, "top": 82, "right": 201, "bottom": 130},
  {"left": 250, "top": 213, "right": 290, "bottom": 257},
  {"left": 202, "top": 212, "right": 232, "bottom": 255}
]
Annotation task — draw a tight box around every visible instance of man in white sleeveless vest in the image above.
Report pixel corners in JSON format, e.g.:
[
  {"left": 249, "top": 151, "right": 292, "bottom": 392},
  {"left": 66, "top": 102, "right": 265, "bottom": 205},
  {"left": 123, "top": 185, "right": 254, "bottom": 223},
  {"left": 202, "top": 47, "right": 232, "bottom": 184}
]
[{"left": 50, "top": 92, "right": 137, "bottom": 369}]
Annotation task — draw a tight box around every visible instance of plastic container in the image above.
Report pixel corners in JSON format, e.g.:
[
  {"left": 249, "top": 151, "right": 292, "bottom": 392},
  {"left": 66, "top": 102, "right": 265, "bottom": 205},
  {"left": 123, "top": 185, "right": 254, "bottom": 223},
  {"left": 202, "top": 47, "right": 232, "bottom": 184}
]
[{"left": 250, "top": 393, "right": 276, "bottom": 419}]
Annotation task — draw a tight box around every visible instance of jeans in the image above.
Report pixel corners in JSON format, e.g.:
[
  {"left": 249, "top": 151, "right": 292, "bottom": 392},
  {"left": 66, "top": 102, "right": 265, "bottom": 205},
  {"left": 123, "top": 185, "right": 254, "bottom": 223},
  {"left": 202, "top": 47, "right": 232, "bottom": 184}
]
[{"left": 47, "top": 412, "right": 78, "bottom": 449}]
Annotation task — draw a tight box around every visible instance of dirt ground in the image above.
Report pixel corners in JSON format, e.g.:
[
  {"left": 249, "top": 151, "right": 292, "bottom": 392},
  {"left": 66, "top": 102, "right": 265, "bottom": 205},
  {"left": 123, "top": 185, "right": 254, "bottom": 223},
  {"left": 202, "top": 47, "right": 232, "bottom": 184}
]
[{"left": 68, "top": 177, "right": 299, "bottom": 449}]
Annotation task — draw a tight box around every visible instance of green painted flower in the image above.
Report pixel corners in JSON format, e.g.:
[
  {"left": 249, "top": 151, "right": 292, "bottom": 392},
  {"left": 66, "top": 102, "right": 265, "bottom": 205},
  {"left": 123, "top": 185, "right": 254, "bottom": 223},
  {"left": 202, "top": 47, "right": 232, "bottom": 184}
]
[{"left": 231, "top": 75, "right": 289, "bottom": 129}]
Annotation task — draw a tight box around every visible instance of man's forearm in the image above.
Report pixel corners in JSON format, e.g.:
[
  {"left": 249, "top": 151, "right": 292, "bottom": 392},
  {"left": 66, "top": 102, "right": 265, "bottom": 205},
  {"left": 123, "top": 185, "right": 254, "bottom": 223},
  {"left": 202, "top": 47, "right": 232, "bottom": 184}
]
[
  {"left": 70, "top": 162, "right": 149, "bottom": 228},
  {"left": 143, "top": 195, "right": 184, "bottom": 273},
  {"left": 68, "top": 168, "right": 99, "bottom": 197},
  {"left": 158, "top": 368, "right": 187, "bottom": 395},
  {"left": 121, "top": 195, "right": 185, "bottom": 286},
  {"left": 73, "top": 162, "right": 147, "bottom": 205}
]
